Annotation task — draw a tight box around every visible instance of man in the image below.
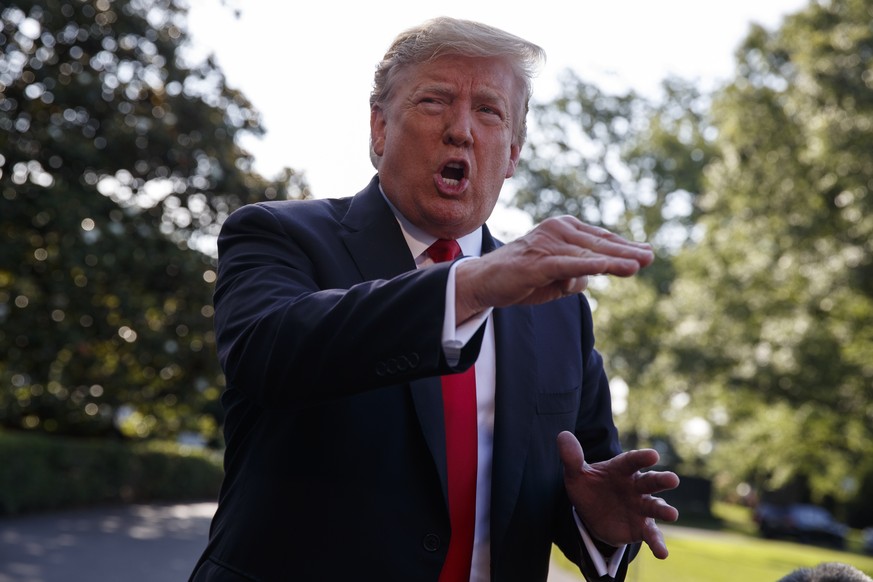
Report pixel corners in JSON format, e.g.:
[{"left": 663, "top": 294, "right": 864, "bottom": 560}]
[{"left": 190, "top": 17, "right": 679, "bottom": 582}]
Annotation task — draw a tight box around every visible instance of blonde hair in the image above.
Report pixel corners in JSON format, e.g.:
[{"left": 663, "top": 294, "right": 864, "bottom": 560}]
[{"left": 369, "top": 17, "right": 545, "bottom": 165}]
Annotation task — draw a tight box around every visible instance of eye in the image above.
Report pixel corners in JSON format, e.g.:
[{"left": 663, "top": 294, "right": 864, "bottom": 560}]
[
  {"left": 477, "top": 104, "right": 504, "bottom": 122},
  {"left": 418, "top": 96, "right": 445, "bottom": 113}
]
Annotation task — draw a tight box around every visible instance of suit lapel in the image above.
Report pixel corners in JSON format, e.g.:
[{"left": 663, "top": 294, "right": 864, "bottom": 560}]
[
  {"left": 481, "top": 226, "right": 540, "bottom": 558},
  {"left": 411, "top": 377, "right": 449, "bottom": 503},
  {"left": 489, "top": 303, "right": 538, "bottom": 556},
  {"left": 340, "top": 177, "right": 417, "bottom": 281},
  {"left": 340, "top": 177, "right": 449, "bottom": 502}
]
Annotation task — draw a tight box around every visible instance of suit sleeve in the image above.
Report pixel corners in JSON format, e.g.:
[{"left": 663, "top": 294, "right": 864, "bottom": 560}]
[{"left": 212, "top": 203, "right": 483, "bottom": 410}]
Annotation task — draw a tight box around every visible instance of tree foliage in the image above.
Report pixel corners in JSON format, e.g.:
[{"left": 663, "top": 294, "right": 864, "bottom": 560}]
[
  {"left": 662, "top": 0, "right": 873, "bottom": 501},
  {"left": 513, "top": 72, "right": 721, "bottom": 459},
  {"left": 513, "top": 0, "right": 873, "bottom": 504},
  {"left": 0, "top": 0, "right": 308, "bottom": 440},
  {"left": 516, "top": 72, "right": 716, "bottom": 250}
]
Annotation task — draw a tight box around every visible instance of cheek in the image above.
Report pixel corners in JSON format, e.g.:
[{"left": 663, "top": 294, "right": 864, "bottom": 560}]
[{"left": 478, "top": 145, "right": 516, "bottom": 183}]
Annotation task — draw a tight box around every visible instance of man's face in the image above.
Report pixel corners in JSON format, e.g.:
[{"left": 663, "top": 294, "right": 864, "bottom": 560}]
[{"left": 370, "top": 55, "right": 523, "bottom": 240}]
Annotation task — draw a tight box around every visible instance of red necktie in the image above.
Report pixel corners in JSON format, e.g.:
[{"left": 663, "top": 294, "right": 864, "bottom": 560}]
[{"left": 427, "top": 239, "right": 478, "bottom": 582}]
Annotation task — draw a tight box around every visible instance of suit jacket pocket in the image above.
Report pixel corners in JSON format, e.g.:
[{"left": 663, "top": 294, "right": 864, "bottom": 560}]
[{"left": 535, "top": 386, "right": 580, "bottom": 415}]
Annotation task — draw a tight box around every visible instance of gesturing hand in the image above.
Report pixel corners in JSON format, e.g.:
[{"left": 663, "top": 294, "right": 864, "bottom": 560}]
[
  {"left": 557, "top": 431, "right": 680, "bottom": 559},
  {"left": 454, "top": 216, "right": 654, "bottom": 323}
]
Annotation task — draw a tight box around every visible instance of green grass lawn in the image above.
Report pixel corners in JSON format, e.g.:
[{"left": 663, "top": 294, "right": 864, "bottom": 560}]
[
  {"left": 629, "top": 529, "right": 873, "bottom": 582},
  {"left": 552, "top": 503, "right": 873, "bottom": 581}
]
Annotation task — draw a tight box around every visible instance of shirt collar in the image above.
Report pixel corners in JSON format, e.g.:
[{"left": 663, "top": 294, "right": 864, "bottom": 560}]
[{"left": 380, "top": 187, "right": 483, "bottom": 260}]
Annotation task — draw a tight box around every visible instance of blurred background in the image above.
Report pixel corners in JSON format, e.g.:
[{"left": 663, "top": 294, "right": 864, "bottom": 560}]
[{"left": 1, "top": 0, "right": 872, "bottom": 580}]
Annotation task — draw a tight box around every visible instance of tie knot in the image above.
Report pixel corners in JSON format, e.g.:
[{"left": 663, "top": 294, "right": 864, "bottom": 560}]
[{"left": 426, "top": 239, "right": 462, "bottom": 263}]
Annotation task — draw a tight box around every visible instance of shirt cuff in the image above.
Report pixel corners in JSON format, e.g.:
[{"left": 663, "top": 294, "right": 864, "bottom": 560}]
[
  {"left": 573, "top": 509, "right": 627, "bottom": 579},
  {"left": 442, "top": 258, "right": 491, "bottom": 366}
]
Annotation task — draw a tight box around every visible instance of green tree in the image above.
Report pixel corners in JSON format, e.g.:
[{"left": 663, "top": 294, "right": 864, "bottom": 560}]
[
  {"left": 512, "top": 0, "right": 873, "bottom": 504},
  {"left": 512, "top": 72, "right": 718, "bottom": 457},
  {"left": 0, "top": 0, "right": 308, "bottom": 440},
  {"left": 659, "top": 0, "right": 873, "bottom": 501},
  {"left": 515, "top": 72, "right": 715, "bottom": 253}
]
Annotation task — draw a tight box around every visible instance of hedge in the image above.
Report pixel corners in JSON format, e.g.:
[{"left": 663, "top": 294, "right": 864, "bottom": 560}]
[{"left": 0, "top": 429, "right": 224, "bottom": 515}]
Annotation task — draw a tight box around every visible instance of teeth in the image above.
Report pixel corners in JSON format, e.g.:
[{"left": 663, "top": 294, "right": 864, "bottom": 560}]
[{"left": 441, "top": 162, "right": 465, "bottom": 183}]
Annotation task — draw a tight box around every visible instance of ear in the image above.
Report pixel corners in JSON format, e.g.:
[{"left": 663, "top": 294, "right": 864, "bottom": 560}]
[
  {"left": 504, "top": 142, "right": 522, "bottom": 179},
  {"left": 370, "top": 105, "right": 387, "bottom": 157}
]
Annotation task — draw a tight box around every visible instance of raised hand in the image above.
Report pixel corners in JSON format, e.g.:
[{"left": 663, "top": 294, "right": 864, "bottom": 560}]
[
  {"left": 455, "top": 216, "right": 654, "bottom": 323},
  {"left": 557, "top": 431, "right": 680, "bottom": 559}
]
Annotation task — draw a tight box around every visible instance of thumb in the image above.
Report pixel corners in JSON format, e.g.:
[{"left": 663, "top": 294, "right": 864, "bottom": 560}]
[{"left": 557, "top": 431, "right": 586, "bottom": 475}]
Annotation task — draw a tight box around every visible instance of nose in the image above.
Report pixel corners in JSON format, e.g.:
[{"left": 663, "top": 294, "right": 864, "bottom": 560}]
[{"left": 442, "top": 106, "right": 474, "bottom": 148}]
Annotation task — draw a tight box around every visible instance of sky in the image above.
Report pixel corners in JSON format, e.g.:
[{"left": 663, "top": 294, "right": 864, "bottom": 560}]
[{"left": 186, "top": 0, "right": 810, "bottom": 237}]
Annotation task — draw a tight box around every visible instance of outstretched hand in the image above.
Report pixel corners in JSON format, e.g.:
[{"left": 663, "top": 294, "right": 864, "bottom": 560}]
[
  {"left": 454, "top": 216, "right": 654, "bottom": 323},
  {"left": 557, "top": 431, "right": 680, "bottom": 559}
]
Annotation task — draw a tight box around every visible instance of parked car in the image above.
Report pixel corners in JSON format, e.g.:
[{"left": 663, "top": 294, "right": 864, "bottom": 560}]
[{"left": 754, "top": 503, "right": 847, "bottom": 548}]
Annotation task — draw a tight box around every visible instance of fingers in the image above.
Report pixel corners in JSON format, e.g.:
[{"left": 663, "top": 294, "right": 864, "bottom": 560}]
[
  {"left": 536, "top": 254, "right": 642, "bottom": 287},
  {"left": 642, "top": 518, "right": 670, "bottom": 560},
  {"left": 575, "top": 229, "right": 654, "bottom": 267},
  {"left": 561, "top": 276, "right": 589, "bottom": 295},
  {"left": 653, "top": 498, "right": 680, "bottom": 523},
  {"left": 635, "top": 469, "right": 680, "bottom": 495},
  {"left": 573, "top": 220, "right": 654, "bottom": 253},
  {"left": 536, "top": 241, "right": 650, "bottom": 280},
  {"left": 639, "top": 492, "right": 680, "bottom": 522},
  {"left": 556, "top": 431, "right": 586, "bottom": 474},
  {"left": 541, "top": 216, "right": 655, "bottom": 268},
  {"left": 608, "top": 448, "right": 661, "bottom": 475}
]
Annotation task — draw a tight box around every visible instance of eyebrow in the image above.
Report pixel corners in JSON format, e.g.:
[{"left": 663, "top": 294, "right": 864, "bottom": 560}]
[
  {"left": 413, "top": 82, "right": 510, "bottom": 110},
  {"left": 412, "top": 83, "right": 455, "bottom": 98}
]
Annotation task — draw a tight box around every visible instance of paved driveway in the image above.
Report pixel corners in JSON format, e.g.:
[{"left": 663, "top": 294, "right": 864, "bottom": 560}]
[
  {"left": 0, "top": 502, "right": 585, "bottom": 581},
  {"left": 0, "top": 503, "right": 214, "bottom": 582}
]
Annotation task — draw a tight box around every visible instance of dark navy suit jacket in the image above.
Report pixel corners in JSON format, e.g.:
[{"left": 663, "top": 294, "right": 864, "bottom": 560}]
[{"left": 190, "top": 176, "right": 634, "bottom": 581}]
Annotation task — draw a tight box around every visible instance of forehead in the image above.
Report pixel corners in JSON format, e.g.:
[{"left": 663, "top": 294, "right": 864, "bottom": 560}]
[{"left": 393, "top": 55, "right": 523, "bottom": 104}]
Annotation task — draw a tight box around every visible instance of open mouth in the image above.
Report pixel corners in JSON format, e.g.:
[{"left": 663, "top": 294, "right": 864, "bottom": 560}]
[{"left": 439, "top": 161, "right": 468, "bottom": 187}]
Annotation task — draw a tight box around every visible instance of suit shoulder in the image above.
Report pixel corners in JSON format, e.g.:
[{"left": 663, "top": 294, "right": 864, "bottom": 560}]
[
  {"left": 243, "top": 197, "right": 352, "bottom": 222},
  {"left": 223, "top": 197, "right": 354, "bottom": 235}
]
